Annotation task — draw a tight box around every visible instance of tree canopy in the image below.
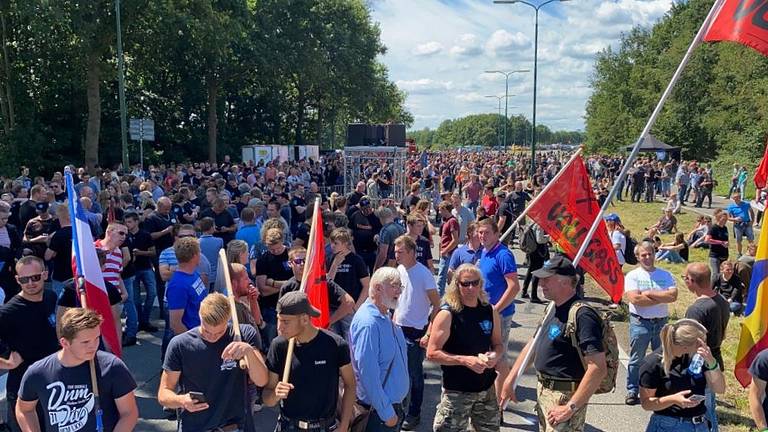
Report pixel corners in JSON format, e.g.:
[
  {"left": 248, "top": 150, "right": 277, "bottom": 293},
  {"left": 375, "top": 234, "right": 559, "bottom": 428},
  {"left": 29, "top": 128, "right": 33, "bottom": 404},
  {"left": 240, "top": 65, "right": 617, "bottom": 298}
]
[
  {"left": 408, "top": 113, "right": 584, "bottom": 149},
  {"left": 584, "top": 0, "right": 768, "bottom": 165},
  {"left": 0, "top": 0, "right": 412, "bottom": 173}
]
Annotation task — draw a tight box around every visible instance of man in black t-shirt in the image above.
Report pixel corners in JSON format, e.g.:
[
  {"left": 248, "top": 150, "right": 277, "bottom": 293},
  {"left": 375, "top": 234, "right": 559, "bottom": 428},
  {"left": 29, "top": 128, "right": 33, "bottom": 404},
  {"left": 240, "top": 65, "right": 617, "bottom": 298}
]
[
  {"left": 289, "top": 184, "right": 307, "bottom": 235},
  {"left": 264, "top": 292, "right": 355, "bottom": 432},
  {"left": 279, "top": 246, "right": 354, "bottom": 338},
  {"left": 159, "top": 293, "right": 268, "bottom": 432},
  {"left": 17, "top": 308, "right": 138, "bottom": 432},
  {"left": 44, "top": 204, "right": 73, "bottom": 298},
  {"left": 0, "top": 256, "right": 60, "bottom": 431},
  {"left": 347, "top": 197, "right": 382, "bottom": 273},
  {"left": 256, "top": 228, "right": 294, "bottom": 348},
  {"left": 200, "top": 198, "right": 237, "bottom": 246},
  {"left": 682, "top": 262, "right": 730, "bottom": 431},
  {"left": 749, "top": 349, "right": 768, "bottom": 431},
  {"left": 124, "top": 212, "right": 158, "bottom": 334},
  {"left": 706, "top": 209, "right": 729, "bottom": 282},
  {"left": 502, "top": 256, "right": 606, "bottom": 432},
  {"left": 142, "top": 197, "right": 177, "bottom": 315}
]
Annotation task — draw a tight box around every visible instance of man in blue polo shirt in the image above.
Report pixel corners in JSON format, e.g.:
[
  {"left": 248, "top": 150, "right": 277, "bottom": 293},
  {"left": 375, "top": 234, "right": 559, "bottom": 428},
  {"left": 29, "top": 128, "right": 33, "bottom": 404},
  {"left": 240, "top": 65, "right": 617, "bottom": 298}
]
[
  {"left": 727, "top": 192, "right": 755, "bottom": 257},
  {"left": 476, "top": 218, "right": 520, "bottom": 402},
  {"left": 447, "top": 222, "right": 482, "bottom": 284}
]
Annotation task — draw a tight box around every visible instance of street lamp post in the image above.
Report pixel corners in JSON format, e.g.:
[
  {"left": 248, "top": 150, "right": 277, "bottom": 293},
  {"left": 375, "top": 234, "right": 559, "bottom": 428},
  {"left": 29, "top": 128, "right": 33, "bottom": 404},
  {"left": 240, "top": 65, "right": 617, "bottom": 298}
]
[
  {"left": 484, "top": 70, "right": 528, "bottom": 149},
  {"left": 493, "top": 0, "right": 570, "bottom": 175},
  {"left": 115, "top": 0, "right": 129, "bottom": 172},
  {"left": 485, "top": 95, "right": 516, "bottom": 149}
]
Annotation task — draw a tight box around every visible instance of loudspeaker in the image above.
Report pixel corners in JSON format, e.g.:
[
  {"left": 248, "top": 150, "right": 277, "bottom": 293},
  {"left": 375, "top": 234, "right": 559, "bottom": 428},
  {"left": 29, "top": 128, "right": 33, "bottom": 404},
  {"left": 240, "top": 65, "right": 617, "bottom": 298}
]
[
  {"left": 347, "top": 123, "right": 366, "bottom": 147},
  {"left": 386, "top": 124, "right": 406, "bottom": 147},
  {"left": 365, "top": 124, "right": 385, "bottom": 146}
]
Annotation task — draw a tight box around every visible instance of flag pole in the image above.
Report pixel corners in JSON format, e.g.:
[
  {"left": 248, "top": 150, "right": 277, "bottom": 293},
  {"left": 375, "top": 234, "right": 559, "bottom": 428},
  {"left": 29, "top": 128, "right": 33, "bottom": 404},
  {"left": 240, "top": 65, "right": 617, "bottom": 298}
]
[
  {"left": 507, "top": 0, "right": 724, "bottom": 401},
  {"left": 281, "top": 197, "right": 321, "bottom": 384},
  {"left": 75, "top": 277, "right": 105, "bottom": 432},
  {"left": 572, "top": 0, "right": 723, "bottom": 267},
  {"left": 500, "top": 147, "right": 583, "bottom": 243},
  {"left": 219, "top": 249, "right": 247, "bottom": 370}
]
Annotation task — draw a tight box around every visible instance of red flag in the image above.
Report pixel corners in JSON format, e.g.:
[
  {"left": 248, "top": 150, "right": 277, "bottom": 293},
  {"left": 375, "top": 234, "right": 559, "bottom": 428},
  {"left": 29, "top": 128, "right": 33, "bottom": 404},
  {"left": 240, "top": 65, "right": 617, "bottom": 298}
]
[
  {"left": 703, "top": 0, "right": 768, "bottom": 57},
  {"left": 755, "top": 138, "right": 768, "bottom": 189},
  {"left": 302, "top": 204, "right": 330, "bottom": 328},
  {"left": 526, "top": 156, "right": 624, "bottom": 303}
]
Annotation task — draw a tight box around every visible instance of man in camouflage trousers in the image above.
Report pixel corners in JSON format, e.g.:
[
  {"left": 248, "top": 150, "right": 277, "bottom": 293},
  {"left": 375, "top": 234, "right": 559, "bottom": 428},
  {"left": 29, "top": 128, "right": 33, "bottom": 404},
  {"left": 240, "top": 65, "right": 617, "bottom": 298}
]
[{"left": 426, "top": 263, "right": 504, "bottom": 432}]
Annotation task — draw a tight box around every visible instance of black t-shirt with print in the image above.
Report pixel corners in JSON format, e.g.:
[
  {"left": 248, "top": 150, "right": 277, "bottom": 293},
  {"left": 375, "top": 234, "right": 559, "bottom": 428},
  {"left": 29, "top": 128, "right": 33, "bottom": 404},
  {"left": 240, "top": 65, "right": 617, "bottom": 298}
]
[
  {"left": 534, "top": 296, "right": 604, "bottom": 380},
  {"left": 255, "top": 249, "right": 292, "bottom": 310},
  {"left": 639, "top": 349, "right": 707, "bottom": 418},
  {"left": 164, "top": 325, "right": 261, "bottom": 431},
  {"left": 266, "top": 330, "right": 350, "bottom": 420},
  {"left": 327, "top": 252, "right": 369, "bottom": 301},
  {"left": 707, "top": 224, "right": 729, "bottom": 260},
  {"left": 19, "top": 350, "right": 136, "bottom": 432}
]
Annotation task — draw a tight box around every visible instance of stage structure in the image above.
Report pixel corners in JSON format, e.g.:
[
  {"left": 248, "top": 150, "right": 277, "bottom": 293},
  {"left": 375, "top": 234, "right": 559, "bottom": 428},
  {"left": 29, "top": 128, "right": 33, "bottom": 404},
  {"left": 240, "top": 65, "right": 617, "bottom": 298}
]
[{"left": 343, "top": 146, "right": 408, "bottom": 202}]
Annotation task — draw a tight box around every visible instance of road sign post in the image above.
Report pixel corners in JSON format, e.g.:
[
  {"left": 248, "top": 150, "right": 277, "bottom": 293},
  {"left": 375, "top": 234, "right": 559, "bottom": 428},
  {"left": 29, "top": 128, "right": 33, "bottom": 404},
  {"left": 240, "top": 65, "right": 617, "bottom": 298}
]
[{"left": 129, "top": 118, "right": 155, "bottom": 172}]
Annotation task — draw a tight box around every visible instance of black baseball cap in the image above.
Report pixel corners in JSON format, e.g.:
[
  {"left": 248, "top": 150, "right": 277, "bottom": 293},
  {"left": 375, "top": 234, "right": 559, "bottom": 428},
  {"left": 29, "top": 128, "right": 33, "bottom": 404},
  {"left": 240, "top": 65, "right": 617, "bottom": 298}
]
[
  {"left": 277, "top": 291, "right": 320, "bottom": 317},
  {"left": 532, "top": 256, "right": 577, "bottom": 278}
]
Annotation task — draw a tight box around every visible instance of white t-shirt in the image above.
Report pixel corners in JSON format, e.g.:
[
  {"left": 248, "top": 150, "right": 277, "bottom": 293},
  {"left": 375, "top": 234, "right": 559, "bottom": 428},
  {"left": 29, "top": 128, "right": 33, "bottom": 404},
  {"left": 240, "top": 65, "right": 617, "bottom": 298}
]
[
  {"left": 394, "top": 263, "right": 437, "bottom": 330},
  {"left": 624, "top": 267, "right": 676, "bottom": 319},
  {"left": 610, "top": 230, "right": 627, "bottom": 266}
]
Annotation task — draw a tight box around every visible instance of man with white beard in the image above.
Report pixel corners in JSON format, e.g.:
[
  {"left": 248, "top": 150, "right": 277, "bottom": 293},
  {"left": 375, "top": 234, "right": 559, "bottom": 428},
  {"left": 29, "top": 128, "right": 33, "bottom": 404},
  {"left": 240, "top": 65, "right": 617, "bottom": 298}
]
[{"left": 349, "top": 267, "right": 410, "bottom": 432}]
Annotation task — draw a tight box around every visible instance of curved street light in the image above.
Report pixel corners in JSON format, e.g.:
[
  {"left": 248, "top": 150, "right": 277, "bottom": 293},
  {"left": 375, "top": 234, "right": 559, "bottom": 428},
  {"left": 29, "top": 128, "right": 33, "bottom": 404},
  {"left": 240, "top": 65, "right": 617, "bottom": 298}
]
[
  {"left": 485, "top": 94, "right": 516, "bottom": 148},
  {"left": 483, "top": 70, "right": 528, "bottom": 149}
]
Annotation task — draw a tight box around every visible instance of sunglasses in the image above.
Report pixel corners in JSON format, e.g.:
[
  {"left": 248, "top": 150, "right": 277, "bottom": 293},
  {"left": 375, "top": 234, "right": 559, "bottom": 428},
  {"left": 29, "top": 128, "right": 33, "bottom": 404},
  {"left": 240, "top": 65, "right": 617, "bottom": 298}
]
[
  {"left": 291, "top": 258, "right": 305, "bottom": 265},
  {"left": 177, "top": 234, "right": 195, "bottom": 239},
  {"left": 458, "top": 279, "right": 481, "bottom": 288},
  {"left": 18, "top": 273, "right": 44, "bottom": 284}
]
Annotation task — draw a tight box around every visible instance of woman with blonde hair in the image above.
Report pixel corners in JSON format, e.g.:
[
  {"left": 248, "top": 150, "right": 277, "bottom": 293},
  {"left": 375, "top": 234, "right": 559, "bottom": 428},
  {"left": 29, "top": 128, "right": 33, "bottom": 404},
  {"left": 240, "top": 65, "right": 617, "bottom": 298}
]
[
  {"left": 427, "top": 263, "right": 503, "bottom": 431},
  {"left": 639, "top": 319, "right": 725, "bottom": 431}
]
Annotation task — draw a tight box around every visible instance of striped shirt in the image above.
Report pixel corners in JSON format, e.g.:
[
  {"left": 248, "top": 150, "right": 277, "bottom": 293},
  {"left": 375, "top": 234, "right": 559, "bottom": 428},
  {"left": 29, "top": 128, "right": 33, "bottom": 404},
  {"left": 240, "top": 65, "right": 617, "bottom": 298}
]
[{"left": 95, "top": 239, "right": 123, "bottom": 287}]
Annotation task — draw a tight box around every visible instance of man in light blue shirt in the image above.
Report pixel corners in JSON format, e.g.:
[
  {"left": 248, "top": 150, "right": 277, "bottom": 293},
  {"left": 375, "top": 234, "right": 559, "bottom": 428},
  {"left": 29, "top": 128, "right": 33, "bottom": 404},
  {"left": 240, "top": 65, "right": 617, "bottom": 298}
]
[{"left": 350, "top": 267, "right": 409, "bottom": 432}]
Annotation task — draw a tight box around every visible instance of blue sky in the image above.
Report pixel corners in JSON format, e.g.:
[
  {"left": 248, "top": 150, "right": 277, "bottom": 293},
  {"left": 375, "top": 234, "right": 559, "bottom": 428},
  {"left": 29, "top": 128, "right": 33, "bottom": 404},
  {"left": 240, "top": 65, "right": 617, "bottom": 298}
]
[{"left": 370, "top": 0, "right": 675, "bottom": 131}]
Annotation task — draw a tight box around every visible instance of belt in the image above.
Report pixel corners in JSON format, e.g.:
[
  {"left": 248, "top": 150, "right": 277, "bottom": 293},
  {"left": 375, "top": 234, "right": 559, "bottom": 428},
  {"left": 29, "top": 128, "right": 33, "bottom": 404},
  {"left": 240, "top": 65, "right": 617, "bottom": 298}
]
[
  {"left": 630, "top": 313, "right": 667, "bottom": 322},
  {"left": 209, "top": 425, "right": 239, "bottom": 432},
  {"left": 280, "top": 416, "right": 337, "bottom": 430},
  {"left": 357, "top": 401, "right": 402, "bottom": 413},
  {"left": 657, "top": 414, "right": 707, "bottom": 425},
  {"left": 538, "top": 375, "right": 580, "bottom": 392}
]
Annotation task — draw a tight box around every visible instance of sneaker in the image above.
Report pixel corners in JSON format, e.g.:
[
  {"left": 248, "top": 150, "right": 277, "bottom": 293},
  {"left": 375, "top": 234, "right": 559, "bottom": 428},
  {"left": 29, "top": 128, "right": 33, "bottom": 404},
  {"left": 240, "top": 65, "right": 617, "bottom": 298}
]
[
  {"left": 139, "top": 323, "right": 159, "bottom": 333},
  {"left": 402, "top": 416, "right": 420, "bottom": 430},
  {"left": 625, "top": 393, "right": 640, "bottom": 406},
  {"left": 122, "top": 336, "right": 138, "bottom": 347},
  {"left": 521, "top": 292, "right": 530, "bottom": 299}
]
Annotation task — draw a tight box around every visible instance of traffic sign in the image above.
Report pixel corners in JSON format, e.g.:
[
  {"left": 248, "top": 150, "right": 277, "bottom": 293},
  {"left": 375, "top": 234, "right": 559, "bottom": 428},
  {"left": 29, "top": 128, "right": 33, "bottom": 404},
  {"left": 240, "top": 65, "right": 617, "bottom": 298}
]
[{"left": 129, "top": 118, "right": 155, "bottom": 141}]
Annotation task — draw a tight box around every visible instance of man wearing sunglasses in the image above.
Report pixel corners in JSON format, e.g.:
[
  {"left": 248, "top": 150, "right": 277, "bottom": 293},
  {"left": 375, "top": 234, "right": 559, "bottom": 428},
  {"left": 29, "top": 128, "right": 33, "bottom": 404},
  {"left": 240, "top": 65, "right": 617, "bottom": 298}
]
[
  {"left": 0, "top": 256, "right": 59, "bottom": 431},
  {"left": 278, "top": 246, "right": 354, "bottom": 333},
  {"left": 96, "top": 222, "right": 130, "bottom": 351}
]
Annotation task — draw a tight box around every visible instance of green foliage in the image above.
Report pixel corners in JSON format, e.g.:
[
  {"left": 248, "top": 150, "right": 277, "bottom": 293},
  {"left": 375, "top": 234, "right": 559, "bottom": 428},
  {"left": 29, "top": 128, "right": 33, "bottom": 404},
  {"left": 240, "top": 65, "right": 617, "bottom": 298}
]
[
  {"left": 0, "top": 0, "right": 411, "bottom": 173},
  {"left": 584, "top": 0, "right": 768, "bottom": 164},
  {"left": 408, "top": 113, "right": 583, "bottom": 149}
]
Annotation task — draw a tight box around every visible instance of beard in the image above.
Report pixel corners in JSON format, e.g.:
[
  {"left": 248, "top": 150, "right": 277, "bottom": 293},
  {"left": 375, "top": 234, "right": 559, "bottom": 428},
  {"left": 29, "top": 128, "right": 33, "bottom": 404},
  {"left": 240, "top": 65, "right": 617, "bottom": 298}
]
[{"left": 384, "top": 296, "right": 399, "bottom": 311}]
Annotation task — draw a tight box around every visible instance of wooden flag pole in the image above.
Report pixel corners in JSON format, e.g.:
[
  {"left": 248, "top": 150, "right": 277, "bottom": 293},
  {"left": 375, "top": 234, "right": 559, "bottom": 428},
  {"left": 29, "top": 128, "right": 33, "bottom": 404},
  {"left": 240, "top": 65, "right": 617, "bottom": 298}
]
[
  {"left": 281, "top": 197, "right": 321, "bottom": 383},
  {"left": 75, "top": 277, "right": 105, "bottom": 432},
  {"left": 219, "top": 249, "right": 247, "bottom": 369}
]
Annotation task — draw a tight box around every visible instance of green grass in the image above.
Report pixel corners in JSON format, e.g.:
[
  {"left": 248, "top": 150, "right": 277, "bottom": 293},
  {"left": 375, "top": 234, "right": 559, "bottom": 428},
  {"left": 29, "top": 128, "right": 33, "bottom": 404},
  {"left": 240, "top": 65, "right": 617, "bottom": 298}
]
[{"left": 582, "top": 200, "right": 753, "bottom": 431}]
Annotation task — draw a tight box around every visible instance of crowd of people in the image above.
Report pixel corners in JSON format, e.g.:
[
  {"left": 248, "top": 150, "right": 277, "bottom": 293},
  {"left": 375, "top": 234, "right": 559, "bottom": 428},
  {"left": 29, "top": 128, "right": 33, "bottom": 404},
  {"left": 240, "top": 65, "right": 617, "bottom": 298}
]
[{"left": 0, "top": 148, "right": 765, "bottom": 432}]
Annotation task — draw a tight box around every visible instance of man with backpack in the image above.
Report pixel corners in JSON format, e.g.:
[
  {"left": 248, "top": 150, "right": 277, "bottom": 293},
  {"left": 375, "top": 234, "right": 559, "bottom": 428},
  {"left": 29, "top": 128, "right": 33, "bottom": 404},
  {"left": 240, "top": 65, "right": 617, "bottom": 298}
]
[
  {"left": 501, "top": 256, "right": 615, "bottom": 432},
  {"left": 520, "top": 221, "right": 549, "bottom": 304}
]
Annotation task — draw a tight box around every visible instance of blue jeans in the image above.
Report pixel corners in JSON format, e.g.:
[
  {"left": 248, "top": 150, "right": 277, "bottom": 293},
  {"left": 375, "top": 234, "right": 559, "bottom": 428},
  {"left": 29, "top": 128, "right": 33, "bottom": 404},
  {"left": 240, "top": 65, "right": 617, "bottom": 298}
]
[
  {"left": 436, "top": 256, "right": 450, "bottom": 297},
  {"left": 627, "top": 315, "right": 666, "bottom": 394},
  {"left": 123, "top": 276, "right": 138, "bottom": 338},
  {"left": 645, "top": 414, "right": 708, "bottom": 432},
  {"left": 260, "top": 307, "right": 278, "bottom": 351},
  {"left": 656, "top": 250, "right": 686, "bottom": 264},
  {"left": 365, "top": 403, "right": 404, "bottom": 432},
  {"left": 404, "top": 338, "right": 425, "bottom": 419},
  {"left": 705, "top": 387, "right": 718, "bottom": 431},
  {"left": 678, "top": 184, "right": 688, "bottom": 204},
  {"left": 161, "top": 302, "right": 173, "bottom": 362},
  {"left": 133, "top": 268, "right": 157, "bottom": 325}
]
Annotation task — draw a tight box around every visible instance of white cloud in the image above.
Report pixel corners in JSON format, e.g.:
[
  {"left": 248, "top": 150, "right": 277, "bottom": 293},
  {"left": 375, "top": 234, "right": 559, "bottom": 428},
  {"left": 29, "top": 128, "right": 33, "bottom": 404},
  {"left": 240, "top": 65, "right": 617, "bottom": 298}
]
[
  {"left": 395, "top": 78, "right": 453, "bottom": 94},
  {"left": 449, "top": 33, "right": 483, "bottom": 57},
  {"left": 484, "top": 30, "right": 530, "bottom": 57},
  {"left": 412, "top": 41, "right": 444, "bottom": 56},
  {"left": 455, "top": 92, "right": 490, "bottom": 103}
]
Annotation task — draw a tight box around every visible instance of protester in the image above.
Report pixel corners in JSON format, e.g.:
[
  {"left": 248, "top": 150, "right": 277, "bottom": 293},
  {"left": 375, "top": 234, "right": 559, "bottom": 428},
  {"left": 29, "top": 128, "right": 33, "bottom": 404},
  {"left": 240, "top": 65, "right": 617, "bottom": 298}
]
[
  {"left": 158, "top": 293, "right": 268, "bottom": 431},
  {"left": 655, "top": 233, "right": 688, "bottom": 264},
  {"left": 638, "top": 319, "right": 725, "bottom": 432},
  {"left": 520, "top": 221, "right": 549, "bottom": 303},
  {"left": 16, "top": 308, "right": 138, "bottom": 431},
  {"left": 727, "top": 192, "right": 755, "bottom": 257},
  {"left": 124, "top": 211, "right": 158, "bottom": 333},
  {"left": 502, "top": 256, "right": 607, "bottom": 432},
  {"left": 263, "top": 292, "right": 356, "bottom": 432},
  {"left": 476, "top": 218, "right": 520, "bottom": 401},
  {"left": 705, "top": 209, "right": 729, "bottom": 282},
  {"left": 374, "top": 207, "right": 405, "bottom": 270},
  {"left": 749, "top": 349, "right": 768, "bottom": 432},
  {"left": 623, "top": 241, "right": 678, "bottom": 406},
  {"left": 605, "top": 213, "right": 627, "bottom": 268},
  {"left": 683, "top": 262, "right": 730, "bottom": 431},
  {"left": 350, "top": 267, "right": 409, "bottom": 432},
  {"left": 426, "top": 263, "right": 503, "bottom": 432},
  {"left": 436, "top": 201, "right": 460, "bottom": 296},
  {"left": 447, "top": 222, "right": 482, "bottom": 283},
  {"left": 712, "top": 261, "right": 745, "bottom": 316},
  {"left": 255, "top": 227, "right": 293, "bottom": 346}
]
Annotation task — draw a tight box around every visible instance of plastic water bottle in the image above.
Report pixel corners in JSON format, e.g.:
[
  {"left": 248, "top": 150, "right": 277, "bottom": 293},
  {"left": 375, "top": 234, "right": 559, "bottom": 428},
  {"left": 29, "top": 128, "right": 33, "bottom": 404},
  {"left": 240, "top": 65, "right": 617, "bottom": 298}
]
[{"left": 688, "top": 353, "right": 704, "bottom": 374}]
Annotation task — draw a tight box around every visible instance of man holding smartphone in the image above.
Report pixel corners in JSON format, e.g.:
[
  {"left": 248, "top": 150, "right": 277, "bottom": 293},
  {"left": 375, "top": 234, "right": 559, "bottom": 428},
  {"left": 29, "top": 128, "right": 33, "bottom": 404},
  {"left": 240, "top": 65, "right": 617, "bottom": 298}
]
[{"left": 158, "top": 293, "right": 268, "bottom": 432}]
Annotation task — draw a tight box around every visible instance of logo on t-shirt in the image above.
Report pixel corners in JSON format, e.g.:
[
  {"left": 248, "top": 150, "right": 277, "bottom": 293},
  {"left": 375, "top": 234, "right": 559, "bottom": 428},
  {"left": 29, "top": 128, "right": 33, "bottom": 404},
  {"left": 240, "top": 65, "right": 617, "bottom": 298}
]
[
  {"left": 221, "top": 359, "right": 238, "bottom": 371},
  {"left": 479, "top": 320, "right": 492, "bottom": 335},
  {"left": 547, "top": 323, "right": 563, "bottom": 341},
  {"left": 45, "top": 381, "right": 94, "bottom": 432},
  {"left": 48, "top": 313, "right": 57, "bottom": 328}
]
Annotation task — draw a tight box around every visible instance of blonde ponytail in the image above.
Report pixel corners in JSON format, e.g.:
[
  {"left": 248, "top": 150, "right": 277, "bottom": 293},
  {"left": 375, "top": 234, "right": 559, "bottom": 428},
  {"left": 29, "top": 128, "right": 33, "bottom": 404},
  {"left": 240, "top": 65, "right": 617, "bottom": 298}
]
[{"left": 660, "top": 319, "right": 707, "bottom": 375}]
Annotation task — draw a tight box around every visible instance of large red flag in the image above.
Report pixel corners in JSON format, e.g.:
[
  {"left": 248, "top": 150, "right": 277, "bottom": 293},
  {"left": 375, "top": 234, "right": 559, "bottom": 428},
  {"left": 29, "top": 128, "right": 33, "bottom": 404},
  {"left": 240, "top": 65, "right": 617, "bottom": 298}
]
[
  {"left": 526, "top": 156, "right": 624, "bottom": 303},
  {"left": 703, "top": 0, "right": 768, "bottom": 57},
  {"left": 755, "top": 138, "right": 768, "bottom": 189},
  {"left": 302, "top": 203, "right": 330, "bottom": 328}
]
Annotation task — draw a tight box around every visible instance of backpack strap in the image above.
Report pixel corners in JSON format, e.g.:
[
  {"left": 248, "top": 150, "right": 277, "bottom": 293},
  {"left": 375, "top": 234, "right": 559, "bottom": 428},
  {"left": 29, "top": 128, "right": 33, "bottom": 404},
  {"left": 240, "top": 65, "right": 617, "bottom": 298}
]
[{"left": 565, "top": 301, "right": 595, "bottom": 371}]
